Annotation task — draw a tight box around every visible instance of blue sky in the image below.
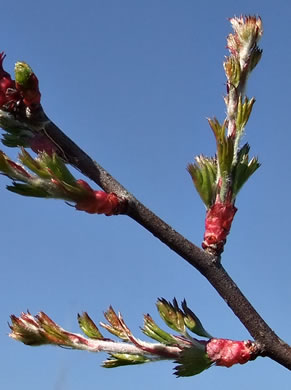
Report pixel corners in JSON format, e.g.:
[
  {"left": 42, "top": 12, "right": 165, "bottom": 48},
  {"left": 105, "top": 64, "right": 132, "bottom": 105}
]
[{"left": 1, "top": 1, "right": 291, "bottom": 389}]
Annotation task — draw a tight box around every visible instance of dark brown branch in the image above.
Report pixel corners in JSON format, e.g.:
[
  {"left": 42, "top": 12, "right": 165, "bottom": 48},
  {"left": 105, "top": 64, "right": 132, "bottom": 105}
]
[{"left": 26, "top": 108, "right": 291, "bottom": 370}]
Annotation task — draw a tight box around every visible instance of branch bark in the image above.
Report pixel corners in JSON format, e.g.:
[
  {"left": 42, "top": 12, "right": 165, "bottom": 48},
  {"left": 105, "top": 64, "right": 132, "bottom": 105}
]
[{"left": 25, "top": 108, "right": 291, "bottom": 370}]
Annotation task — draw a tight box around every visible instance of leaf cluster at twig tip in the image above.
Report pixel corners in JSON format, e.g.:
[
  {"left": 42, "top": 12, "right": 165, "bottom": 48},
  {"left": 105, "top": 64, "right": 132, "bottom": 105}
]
[{"left": 187, "top": 15, "right": 263, "bottom": 255}]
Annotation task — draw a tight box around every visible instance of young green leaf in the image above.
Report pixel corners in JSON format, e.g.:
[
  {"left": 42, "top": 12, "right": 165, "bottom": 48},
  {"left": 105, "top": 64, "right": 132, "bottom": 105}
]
[
  {"left": 78, "top": 312, "right": 104, "bottom": 340},
  {"left": 187, "top": 156, "right": 217, "bottom": 208},
  {"left": 181, "top": 300, "right": 212, "bottom": 338}
]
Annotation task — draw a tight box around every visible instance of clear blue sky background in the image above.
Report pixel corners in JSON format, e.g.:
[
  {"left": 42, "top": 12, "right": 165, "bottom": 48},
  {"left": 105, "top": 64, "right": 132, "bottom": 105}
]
[{"left": 1, "top": 1, "right": 290, "bottom": 389}]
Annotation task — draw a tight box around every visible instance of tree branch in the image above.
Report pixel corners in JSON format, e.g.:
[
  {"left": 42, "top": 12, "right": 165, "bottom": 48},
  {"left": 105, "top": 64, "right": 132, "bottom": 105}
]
[{"left": 22, "top": 107, "right": 291, "bottom": 370}]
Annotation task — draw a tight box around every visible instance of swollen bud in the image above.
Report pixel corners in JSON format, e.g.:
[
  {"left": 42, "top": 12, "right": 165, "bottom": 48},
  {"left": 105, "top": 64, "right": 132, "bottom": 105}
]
[{"left": 15, "top": 62, "right": 41, "bottom": 106}]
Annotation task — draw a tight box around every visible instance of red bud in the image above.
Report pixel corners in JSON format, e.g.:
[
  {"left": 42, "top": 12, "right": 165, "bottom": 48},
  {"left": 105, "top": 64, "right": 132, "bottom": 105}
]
[
  {"left": 15, "top": 72, "right": 41, "bottom": 106},
  {"left": 206, "top": 338, "right": 257, "bottom": 367},
  {"left": 75, "top": 180, "right": 121, "bottom": 216},
  {"left": 7, "top": 160, "right": 32, "bottom": 178},
  {"left": 30, "top": 134, "right": 58, "bottom": 155},
  {"left": 202, "top": 202, "right": 237, "bottom": 255}
]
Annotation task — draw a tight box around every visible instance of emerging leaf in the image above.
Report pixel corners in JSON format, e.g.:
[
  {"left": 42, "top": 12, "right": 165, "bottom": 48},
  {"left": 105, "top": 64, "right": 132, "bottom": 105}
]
[
  {"left": 9, "top": 312, "right": 51, "bottom": 346},
  {"left": 235, "top": 97, "right": 255, "bottom": 139},
  {"left": 0, "top": 150, "right": 31, "bottom": 180},
  {"left": 181, "top": 300, "right": 212, "bottom": 338},
  {"left": 208, "top": 118, "right": 234, "bottom": 183},
  {"left": 18, "top": 148, "right": 51, "bottom": 179},
  {"left": 103, "top": 353, "right": 152, "bottom": 368},
  {"left": 0, "top": 149, "right": 126, "bottom": 215},
  {"left": 223, "top": 56, "right": 241, "bottom": 88},
  {"left": 78, "top": 312, "right": 104, "bottom": 340},
  {"left": 142, "top": 314, "right": 179, "bottom": 345},
  {"left": 157, "top": 299, "right": 212, "bottom": 340},
  {"left": 40, "top": 152, "right": 76, "bottom": 185},
  {"left": 249, "top": 47, "right": 263, "bottom": 72},
  {"left": 157, "top": 298, "right": 186, "bottom": 334},
  {"left": 7, "top": 183, "right": 49, "bottom": 198},
  {"left": 174, "top": 344, "right": 212, "bottom": 377},
  {"left": 100, "top": 306, "right": 131, "bottom": 341},
  {"left": 228, "top": 16, "right": 263, "bottom": 71},
  {"left": 187, "top": 155, "right": 217, "bottom": 208},
  {"left": 232, "top": 144, "right": 260, "bottom": 198}
]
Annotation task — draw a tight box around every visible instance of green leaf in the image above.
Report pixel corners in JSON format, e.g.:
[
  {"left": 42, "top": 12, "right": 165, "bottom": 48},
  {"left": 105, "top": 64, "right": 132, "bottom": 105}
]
[
  {"left": 208, "top": 118, "right": 234, "bottom": 179},
  {"left": 19, "top": 149, "right": 51, "bottom": 179},
  {"left": 181, "top": 300, "right": 212, "bottom": 338},
  {"left": 236, "top": 142, "right": 250, "bottom": 160},
  {"left": 78, "top": 312, "right": 104, "bottom": 340},
  {"left": 208, "top": 117, "right": 224, "bottom": 140},
  {"left": 223, "top": 56, "right": 241, "bottom": 87},
  {"left": 142, "top": 314, "right": 179, "bottom": 345},
  {"left": 236, "top": 97, "right": 255, "bottom": 137},
  {"left": 36, "top": 312, "right": 77, "bottom": 347},
  {"left": 174, "top": 345, "right": 212, "bottom": 377},
  {"left": 218, "top": 136, "right": 234, "bottom": 178},
  {"left": 249, "top": 47, "right": 263, "bottom": 72},
  {"left": 40, "top": 153, "right": 76, "bottom": 185},
  {"left": 187, "top": 156, "right": 217, "bottom": 208},
  {"left": 103, "top": 353, "right": 151, "bottom": 368},
  {"left": 157, "top": 298, "right": 186, "bottom": 334},
  {"left": 1, "top": 133, "right": 31, "bottom": 148},
  {"left": 232, "top": 144, "right": 260, "bottom": 197},
  {"left": 7, "top": 183, "right": 49, "bottom": 198}
]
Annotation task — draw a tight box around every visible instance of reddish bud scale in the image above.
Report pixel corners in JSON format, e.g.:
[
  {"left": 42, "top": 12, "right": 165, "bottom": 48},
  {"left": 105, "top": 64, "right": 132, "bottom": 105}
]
[
  {"left": 75, "top": 180, "right": 121, "bottom": 216},
  {"left": 0, "top": 53, "right": 9, "bottom": 75},
  {"left": 0, "top": 52, "right": 19, "bottom": 109},
  {"left": 15, "top": 72, "right": 41, "bottom": 106},
  {"left": 0, "top": 52, "right": 41, "bottom": 111},
  {"left": 30, "top": 134, "right": 58, "bottom": 156},
  {"left": 206, "top": 338, "right": 257, "bottom": 367},
  {"left": 202, "top": 202, "right": 237, "bottom": 255},
  {"left": 7, "top": 160, "right": 32, "bottom": 178}
]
